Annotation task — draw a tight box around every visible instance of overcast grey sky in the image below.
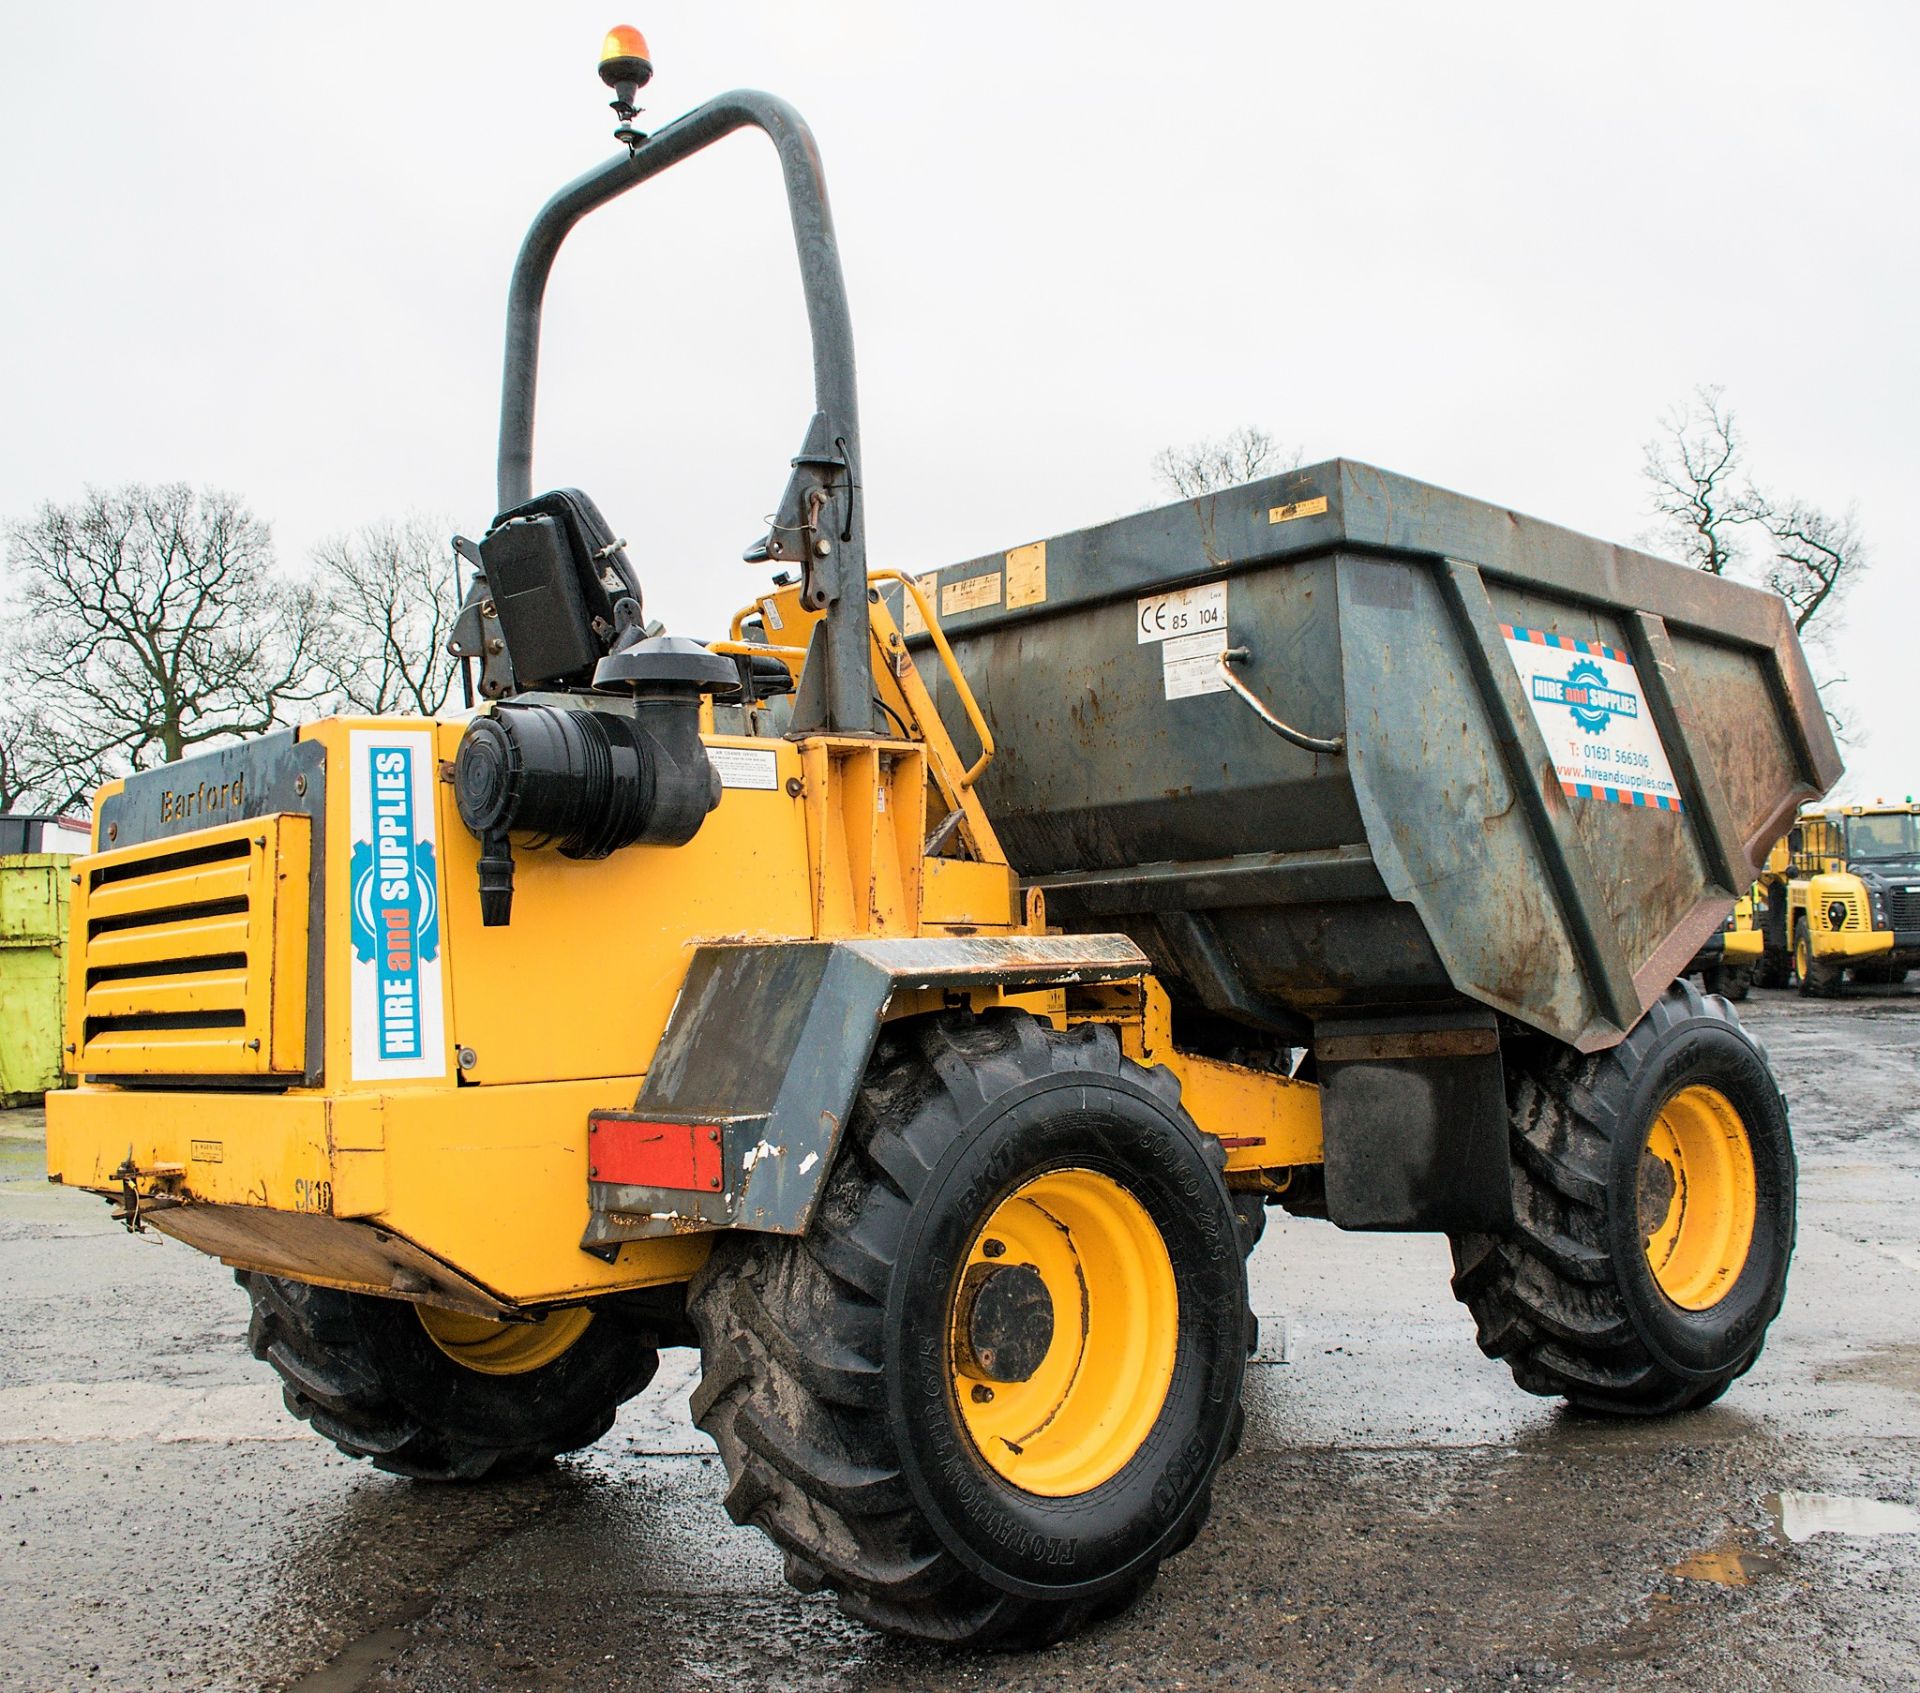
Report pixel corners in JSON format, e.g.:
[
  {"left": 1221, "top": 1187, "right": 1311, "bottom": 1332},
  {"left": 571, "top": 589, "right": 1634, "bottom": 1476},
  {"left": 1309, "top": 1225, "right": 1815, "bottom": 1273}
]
[{"left": 2, "top": 2, "right": 1913, "bottom": 800}]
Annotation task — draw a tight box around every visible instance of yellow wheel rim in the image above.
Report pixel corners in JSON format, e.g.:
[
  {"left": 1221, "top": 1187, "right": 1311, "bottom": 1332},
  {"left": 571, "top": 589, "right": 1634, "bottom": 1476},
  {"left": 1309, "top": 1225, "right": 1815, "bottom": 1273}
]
[
  {"left": 949, "top": 1167, "right": 1178, "bottom": 1498},
  {"left": 1794, "top": 927, "right": 1810, "bottom": 982},
  {"left": 1639, "top": 1084, "right": 1757, "bottom": 1311},
  {"left": 417, "top": 1305, "right": 594, "bottom": 1376}
]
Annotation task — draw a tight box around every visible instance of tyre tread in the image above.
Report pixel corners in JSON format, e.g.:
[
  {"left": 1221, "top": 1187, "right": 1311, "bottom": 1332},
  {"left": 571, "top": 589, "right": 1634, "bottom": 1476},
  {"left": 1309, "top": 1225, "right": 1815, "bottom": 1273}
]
[
  {"left": 237, "top": 1269, "right": 652, "bottom": 1480},
  {"left": 688, "top": 1011, "right": 1243, "bottom": 1648}
]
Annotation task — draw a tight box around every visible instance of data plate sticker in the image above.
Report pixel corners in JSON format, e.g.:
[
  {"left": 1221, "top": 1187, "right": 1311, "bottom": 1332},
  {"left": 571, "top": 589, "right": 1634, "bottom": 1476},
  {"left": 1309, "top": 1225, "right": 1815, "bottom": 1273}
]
[
  {"left": 1005, "top": 541, "right": 1047, "bottom": 608},
  {"left": 710, "top": 745, "right": 780, "bottom": 791},
  {"left": 1162, "top": 628, "right": 1231, "bottom": 699},
  {"left": 1268, "top": 494, "right": 1329, "bottom": 525},
  {"left": 1138, "top": 580, "right": 1227, "bottom": 644},
  {"left": 942, "top": 571, "right": 1002, "bottom": 616},
  {"left": 1501, "top": 625, "right": 1684, "bottom": 811},
  {"left": 348, "top": 729, "right": 447, "bottom": 1080}
]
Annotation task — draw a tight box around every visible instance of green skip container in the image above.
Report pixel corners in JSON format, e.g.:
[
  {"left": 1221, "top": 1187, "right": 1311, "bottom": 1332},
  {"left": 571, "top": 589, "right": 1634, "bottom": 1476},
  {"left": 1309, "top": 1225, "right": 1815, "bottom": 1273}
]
[{"left": 0, "top": 852, "right": 74, "bottom": 1106}]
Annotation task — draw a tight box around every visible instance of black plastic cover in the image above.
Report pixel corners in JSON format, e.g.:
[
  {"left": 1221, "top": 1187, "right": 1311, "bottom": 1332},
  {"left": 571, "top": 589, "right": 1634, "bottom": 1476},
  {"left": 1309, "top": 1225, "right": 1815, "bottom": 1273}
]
[
  {"left": 481, "top": 488, "right": 644, "bottom": 690},
  {"left": 480, "top": 516, "right": 600, "bottom": 688}
]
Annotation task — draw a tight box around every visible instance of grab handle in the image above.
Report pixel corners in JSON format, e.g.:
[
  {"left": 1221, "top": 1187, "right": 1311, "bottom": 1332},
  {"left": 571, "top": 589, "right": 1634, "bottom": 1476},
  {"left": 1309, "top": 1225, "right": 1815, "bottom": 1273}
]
[
  {"left": 871, "top": 571, "right": 995, "bottom": 788},
  {"left": 1219, "top": 647, "right": 1346, "bottom": 757}
]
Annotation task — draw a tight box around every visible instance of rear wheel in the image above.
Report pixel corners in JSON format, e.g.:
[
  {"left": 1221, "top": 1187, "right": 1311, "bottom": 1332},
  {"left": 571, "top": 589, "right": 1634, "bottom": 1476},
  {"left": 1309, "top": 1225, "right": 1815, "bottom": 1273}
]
[
  {"left": 1717, "top": 965, "right": 1752, "bottom": 1002},
  {"left": 241, "top": 1273, "right": 657, "bottom": 1478},
  {"left": 1449, "top": 979, "right": 1795, "bottom": 1414},
  {"left": 687, "top": 1011, "right": 1248, "bottom": 1648}
]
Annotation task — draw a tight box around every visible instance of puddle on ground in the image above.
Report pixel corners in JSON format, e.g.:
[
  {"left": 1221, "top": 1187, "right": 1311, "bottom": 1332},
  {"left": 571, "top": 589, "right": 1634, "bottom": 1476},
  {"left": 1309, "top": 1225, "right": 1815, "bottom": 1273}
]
[
  {"left": 1668, "top": 1528, "right": 1782, "bottom": 1587},
  {"left": 1771, "top": 1490, "right": 1920, "bottom": 1541},
  {"left": 1670, "top": 1491, "right": 1920, "bottom": 1585}
]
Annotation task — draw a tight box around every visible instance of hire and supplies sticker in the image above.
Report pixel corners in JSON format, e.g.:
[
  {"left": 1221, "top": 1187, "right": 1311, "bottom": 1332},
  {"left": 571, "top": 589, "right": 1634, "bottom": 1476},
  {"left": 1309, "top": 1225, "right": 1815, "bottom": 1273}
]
[
  {"left": 1500, "top": 625, "right": 1683, "bottom": 811},
  {"left": 348, "top": 729, "right": 447, "bottom": 1079}
]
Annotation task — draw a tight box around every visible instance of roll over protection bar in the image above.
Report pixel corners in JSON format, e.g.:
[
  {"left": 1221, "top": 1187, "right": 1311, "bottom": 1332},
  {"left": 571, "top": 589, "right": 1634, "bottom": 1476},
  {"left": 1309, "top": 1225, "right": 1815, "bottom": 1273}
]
[{"left": 495, "top": 90, "right": 872, "bottom": 735}]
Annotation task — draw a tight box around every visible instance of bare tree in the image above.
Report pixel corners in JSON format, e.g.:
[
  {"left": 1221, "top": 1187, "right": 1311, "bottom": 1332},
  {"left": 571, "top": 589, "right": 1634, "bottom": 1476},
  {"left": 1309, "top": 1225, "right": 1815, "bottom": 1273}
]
[
  {"left": 1642, "top": 389, "right": 1869, "bottom": 739},
  {"left": 1153, "top": 425, "right": 1301, "bottom": 499},
  {"left": 310, "top": 517, "right": 464, "bottom": 715},
  {"left": 1642, "top": 385, "right": 1753, "bottom": 577},
  {"left": 1756, "top": 498, "right": 1866, "bottom": 644},
  {"left": 0, "top": 703, "right": 82, "bottom": 813},
  {"left": 4, "top": 484, "right": 325, "bottom": 787}
]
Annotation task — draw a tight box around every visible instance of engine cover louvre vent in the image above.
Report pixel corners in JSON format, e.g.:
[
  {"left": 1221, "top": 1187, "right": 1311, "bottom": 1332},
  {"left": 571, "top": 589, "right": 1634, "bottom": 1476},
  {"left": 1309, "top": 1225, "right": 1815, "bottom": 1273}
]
[{"left": 69, "top": 815, "right": 310, "bottom": 1077}]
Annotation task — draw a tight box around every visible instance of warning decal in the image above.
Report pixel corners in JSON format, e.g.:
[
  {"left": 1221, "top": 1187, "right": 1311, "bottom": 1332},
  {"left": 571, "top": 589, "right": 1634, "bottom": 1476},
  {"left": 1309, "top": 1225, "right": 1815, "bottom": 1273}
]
[
  {"left": 1162, "top": 627, "right": 1231, "bottom": 699},
  {"left": 709, "top": 745, "right": 780, "bottom": 791},
  {"left": 1500, "top": 625, "right": 1684, "bottom": 812}
]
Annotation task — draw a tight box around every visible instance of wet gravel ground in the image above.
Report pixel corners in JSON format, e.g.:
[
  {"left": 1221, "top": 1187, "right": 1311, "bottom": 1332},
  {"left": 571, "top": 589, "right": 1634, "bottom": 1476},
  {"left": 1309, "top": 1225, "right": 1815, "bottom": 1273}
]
[{"left": 3, "top": 986, "right": 1917, "bottom": 1691}]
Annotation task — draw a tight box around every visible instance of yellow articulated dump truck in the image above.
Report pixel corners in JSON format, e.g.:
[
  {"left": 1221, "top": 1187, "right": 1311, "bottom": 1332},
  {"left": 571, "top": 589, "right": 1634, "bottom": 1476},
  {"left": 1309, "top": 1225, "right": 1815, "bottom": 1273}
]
[
  {"left": 47, "top": 31, "right": 1839, "bottom": 1648},
  {"left": 1752, "top": 801, "right": 1920, "bottom": 995}
]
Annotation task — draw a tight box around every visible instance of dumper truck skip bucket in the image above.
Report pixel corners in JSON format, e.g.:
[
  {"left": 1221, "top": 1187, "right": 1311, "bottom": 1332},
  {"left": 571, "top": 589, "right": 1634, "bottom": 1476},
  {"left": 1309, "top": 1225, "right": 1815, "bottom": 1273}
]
[{"left": 907, "top": 459, "right": 1840, "bottom": 1058}]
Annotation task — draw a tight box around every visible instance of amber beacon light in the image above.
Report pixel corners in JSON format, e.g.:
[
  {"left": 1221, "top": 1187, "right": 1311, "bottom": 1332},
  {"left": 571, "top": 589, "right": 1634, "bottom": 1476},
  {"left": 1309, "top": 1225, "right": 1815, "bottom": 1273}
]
[{"left": 599, "top": 25, "right": 654, "bottom": 147}]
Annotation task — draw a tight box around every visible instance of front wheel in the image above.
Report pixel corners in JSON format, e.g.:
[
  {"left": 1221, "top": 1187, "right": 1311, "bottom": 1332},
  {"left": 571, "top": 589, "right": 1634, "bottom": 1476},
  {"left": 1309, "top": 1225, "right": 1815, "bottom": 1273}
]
[
  {"left": 687, "top": 1011, "right": 1249, "bottom": 1648},
  {"left": 1794, "top": 922, "right": 1841, "bottom": 997},
  {"left": 1449, "top": 979, "right": 1795, "bottom": 1414}
]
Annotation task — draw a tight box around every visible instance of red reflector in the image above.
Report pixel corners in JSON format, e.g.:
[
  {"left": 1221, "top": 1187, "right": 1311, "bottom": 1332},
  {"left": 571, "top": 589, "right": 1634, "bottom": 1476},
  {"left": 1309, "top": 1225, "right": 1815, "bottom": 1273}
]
[{"left": 588, "top": 1114, "right": 724, "bottom": 1191}]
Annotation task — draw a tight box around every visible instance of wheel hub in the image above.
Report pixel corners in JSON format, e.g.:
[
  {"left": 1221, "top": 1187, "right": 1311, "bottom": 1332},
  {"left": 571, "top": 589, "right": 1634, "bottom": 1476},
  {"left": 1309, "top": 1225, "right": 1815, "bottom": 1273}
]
[
  {"left": 1640, "top": 1083, "right": 1758, "bottom": 1311},
  {"left": 948, "top": 1166, "right": 1178, "bottom": 1497},
  {"left": 1636, "top": 1147, "right": 1677, "bottom": 1242},
  {"left": 957, "top": 1261, "right": 1055, "bottom": 1382}
]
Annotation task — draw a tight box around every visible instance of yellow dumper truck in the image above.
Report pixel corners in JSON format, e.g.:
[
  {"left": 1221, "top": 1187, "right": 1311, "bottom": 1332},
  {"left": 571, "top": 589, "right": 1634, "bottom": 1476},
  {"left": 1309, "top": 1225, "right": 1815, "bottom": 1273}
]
[
  {"left": 1753, "top": 801, "right": 1920, "bottom": 994},
  {"left": 46, "top": 32, "right": 1838, "bottom": 1648}
]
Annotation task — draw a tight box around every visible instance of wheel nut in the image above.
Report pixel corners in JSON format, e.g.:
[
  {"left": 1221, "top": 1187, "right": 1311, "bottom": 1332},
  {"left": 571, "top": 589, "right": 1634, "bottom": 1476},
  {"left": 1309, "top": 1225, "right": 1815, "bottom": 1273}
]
[
  {"left": 971, "top": 1384, "right": 994, "bottom": 1404},
  {"left": 981, "top": 1238, "right": 1006, "bottom": 1258}
]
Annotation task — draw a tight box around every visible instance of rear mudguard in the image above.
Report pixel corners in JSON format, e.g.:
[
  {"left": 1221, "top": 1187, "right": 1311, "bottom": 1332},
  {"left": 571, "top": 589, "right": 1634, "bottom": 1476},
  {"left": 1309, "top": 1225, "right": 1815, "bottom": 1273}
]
[{"left": 580, "top": 935, "right": 1147, "bottom": 1254}]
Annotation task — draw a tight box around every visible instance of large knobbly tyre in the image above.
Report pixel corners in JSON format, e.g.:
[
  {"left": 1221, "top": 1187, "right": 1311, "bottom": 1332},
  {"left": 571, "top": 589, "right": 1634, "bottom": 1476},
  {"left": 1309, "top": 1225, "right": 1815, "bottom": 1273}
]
[
  {"left": 1793, "top": 921, "right": 1841, "bottom": 997},
  {"left": 240, "top": 1272, "right": 658, "bottom": 1479},
  {"left": 687, "top": 1011, "right": 1248, "bottom": 1649},
  {"left": 1449, "top": 978, "right": 1795, "bottom": 1415}
]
